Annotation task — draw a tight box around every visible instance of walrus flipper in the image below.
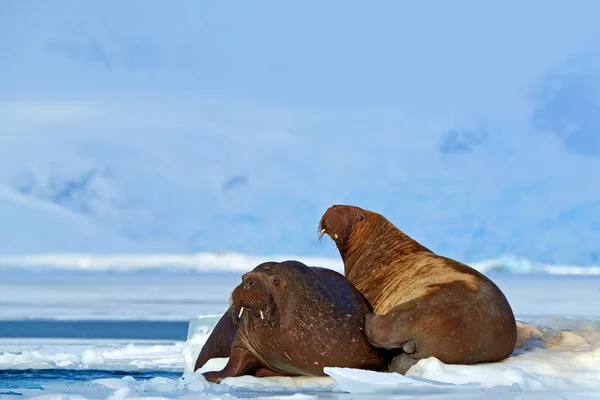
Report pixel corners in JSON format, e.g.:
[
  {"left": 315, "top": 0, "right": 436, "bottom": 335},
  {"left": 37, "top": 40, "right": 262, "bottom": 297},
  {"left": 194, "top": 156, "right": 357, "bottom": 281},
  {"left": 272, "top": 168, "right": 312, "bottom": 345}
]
[
  {"left": 203, "top": 347, "right": 259, "bottom": 383},
  {"left": 194, "top": 308, "right": 239, "bottom": 372}
]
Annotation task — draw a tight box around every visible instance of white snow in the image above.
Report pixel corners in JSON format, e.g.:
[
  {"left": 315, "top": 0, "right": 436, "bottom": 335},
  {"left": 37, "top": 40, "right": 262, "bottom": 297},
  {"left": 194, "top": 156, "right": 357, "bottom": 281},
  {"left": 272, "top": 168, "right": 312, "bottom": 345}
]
[
  {"left": 1, "top": 252, "right": 599, "bottom": 276},
  {"left": 0, "top": 252, "right": 344, "bottom": 274}
]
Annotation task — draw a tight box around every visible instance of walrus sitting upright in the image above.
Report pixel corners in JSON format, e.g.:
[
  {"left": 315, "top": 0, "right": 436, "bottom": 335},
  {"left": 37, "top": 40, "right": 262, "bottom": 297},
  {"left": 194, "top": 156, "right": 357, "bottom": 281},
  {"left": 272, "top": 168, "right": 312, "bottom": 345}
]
[
  {"left": 197, "top": 260, "right": 388, "bottom": 383},
  {"left": 318, "top": 204, "right": 517, "bottom": 374}
]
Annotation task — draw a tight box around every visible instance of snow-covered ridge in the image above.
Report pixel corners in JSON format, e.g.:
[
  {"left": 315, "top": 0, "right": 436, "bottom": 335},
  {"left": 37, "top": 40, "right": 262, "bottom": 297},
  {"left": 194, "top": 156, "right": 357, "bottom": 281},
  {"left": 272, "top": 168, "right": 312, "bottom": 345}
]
[
  {"left": 1, "top": 252, "right": 600, "bottom": 275},
  {"left": 0, "top": 252, "right": 343, "bottom": 273}
]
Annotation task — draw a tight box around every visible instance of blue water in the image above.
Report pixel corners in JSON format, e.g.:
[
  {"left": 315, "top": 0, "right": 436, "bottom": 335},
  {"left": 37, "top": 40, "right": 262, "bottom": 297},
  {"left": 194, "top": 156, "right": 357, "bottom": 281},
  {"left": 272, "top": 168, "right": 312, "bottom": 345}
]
[
  {"left": 0, "top": 320, "right": 189, "bottom": 340},
  {"left": 0, "top": 319, "right": 188, "bottom": 396},
  {"left": 0, "top": 369, "right": 183, "bottom": 390}
]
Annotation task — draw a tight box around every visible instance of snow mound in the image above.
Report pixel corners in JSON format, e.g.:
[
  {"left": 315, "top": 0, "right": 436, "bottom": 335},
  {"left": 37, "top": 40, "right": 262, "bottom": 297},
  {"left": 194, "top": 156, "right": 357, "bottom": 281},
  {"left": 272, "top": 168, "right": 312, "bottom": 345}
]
[{"left": 323, "top": 367, "right": 469, "bottom": 395}]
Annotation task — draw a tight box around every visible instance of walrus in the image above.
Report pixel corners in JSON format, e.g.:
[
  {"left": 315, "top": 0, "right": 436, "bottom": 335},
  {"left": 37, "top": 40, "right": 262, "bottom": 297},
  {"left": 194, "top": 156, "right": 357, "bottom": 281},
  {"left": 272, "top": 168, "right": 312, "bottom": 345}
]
[
  {"left": 318, "top": 204, "right": 517, "bottom": 374},
  {"left": 196, "top": 260, "right": 389, "bottom": 383}
]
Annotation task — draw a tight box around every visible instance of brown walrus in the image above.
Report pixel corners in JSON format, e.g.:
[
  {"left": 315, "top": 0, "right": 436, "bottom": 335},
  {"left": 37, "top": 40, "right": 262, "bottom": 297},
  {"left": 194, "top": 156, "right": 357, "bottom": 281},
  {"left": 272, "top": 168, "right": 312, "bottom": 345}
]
[
  {"left": 196, "top": 260, "right": 388, "bottom": 383},
  {"left": 318, "top": 204, "right": 517, "bottom": 374}
]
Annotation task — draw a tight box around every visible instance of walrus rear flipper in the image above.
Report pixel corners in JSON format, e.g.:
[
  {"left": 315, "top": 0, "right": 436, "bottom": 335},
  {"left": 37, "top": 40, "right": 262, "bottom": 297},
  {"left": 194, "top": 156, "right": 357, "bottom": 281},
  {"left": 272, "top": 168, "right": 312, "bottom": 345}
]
[{"left": 194, "top": 308, "right": 239, "bottom": 372}]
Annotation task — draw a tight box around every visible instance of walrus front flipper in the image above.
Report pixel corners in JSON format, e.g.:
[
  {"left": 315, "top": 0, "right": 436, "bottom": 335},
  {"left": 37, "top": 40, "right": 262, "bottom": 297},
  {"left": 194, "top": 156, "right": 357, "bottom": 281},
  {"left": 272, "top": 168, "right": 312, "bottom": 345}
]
[
  {"left": 202, "top": 346, "right": 259, "bottom": 384},
  {"left": 194, "top": 308, "right": 239, "bottom": 372}
]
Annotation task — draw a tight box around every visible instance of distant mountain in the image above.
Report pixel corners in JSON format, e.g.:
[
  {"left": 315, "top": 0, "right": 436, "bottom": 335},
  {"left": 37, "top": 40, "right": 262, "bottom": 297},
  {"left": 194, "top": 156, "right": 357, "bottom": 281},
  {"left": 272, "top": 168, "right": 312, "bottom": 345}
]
[
  {"left": 0, "top": 183, "right": 143, "bottom": 254},
  {"left": 1, "top": 1, "right": 600, "bottom": 265},
  {"left": 0, "top": 108, "right": 599, "bottom": 265}
]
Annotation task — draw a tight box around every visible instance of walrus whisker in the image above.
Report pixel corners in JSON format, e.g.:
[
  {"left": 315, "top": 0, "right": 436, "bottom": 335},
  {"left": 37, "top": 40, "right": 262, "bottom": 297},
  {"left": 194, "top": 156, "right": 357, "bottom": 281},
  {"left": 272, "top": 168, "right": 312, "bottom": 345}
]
[
  {"left": 317, "top": 227, "right": 326, "bottom": 241},
  {"left": 260, "top": 310, "right": 264, "bottom": 320}
]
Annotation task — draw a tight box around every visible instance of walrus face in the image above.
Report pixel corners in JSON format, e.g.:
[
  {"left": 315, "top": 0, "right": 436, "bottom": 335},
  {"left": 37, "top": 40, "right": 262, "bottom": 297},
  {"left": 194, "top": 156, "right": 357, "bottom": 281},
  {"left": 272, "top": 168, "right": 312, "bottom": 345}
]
[
  {"left": 230, "top": 264, "right": 285, "bottom": 324},
  {"left": 318, "top": 204, "right": 367, "bottom": 246}
]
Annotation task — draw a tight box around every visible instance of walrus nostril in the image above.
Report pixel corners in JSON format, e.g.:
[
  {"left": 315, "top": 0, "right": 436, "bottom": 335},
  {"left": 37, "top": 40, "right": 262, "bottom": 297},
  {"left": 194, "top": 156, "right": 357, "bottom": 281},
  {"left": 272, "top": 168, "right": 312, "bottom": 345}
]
[{"left": 243, "top": 280, "right": 255, "bottom": 290}]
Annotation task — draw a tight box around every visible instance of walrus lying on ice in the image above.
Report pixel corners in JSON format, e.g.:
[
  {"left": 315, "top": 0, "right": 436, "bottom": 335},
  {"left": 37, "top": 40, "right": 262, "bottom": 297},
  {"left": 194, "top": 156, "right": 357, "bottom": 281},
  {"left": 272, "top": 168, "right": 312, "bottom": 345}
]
[
  {"left": 194, "top": 260, "right": 388, "bottom": 383},
  {"left": 319, "top": 204, "right": 517, "bottom": 374}
]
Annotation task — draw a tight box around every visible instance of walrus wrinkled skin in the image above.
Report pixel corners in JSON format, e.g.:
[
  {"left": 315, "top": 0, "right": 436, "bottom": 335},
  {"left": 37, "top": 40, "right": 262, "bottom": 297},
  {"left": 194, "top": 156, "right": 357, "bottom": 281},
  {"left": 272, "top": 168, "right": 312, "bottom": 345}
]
[
  {"left": 318, "top": 204, "right": 517, "bottom": 374},
  {"left": 196, "top": 260, "right": 388, "bottom": 383}
]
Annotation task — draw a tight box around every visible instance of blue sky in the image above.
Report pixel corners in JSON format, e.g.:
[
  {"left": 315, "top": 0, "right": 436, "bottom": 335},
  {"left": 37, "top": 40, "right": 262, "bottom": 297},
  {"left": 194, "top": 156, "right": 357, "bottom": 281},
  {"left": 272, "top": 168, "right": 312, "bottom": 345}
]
[
  {"left": 2, "top": 0, "right": 600, "bottom": 110},
  {"left": 3, "top": 0, "right": 600, "bottom": 161},
  {"left": 1, "top": 1, "right": 600, "bottom": 263}
]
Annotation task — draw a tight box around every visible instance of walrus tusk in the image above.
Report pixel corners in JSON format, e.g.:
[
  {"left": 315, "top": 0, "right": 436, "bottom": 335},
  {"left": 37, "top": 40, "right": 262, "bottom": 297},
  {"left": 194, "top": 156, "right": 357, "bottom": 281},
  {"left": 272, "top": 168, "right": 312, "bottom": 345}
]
[
  {"left": 334, "top": 234, "right": 338, "bottom": 239},
  {"left": 260, "top": 310, "right": 264, "bottom": 320},
  {"left": 321, "top": 228, "right": 326, "bottom": 234},
  {"left": 238, "top": 307, "right": 244, "bottom": 318}
]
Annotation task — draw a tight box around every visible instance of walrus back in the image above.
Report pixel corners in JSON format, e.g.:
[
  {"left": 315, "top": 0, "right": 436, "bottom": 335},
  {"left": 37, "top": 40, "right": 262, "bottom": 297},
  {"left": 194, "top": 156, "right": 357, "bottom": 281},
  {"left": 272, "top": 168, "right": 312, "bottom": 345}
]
[
  {"left": 355, "top": 252, "right": 488, "bottom": 315},
  {"left": 309, "top": 266, "right": 374, "bottom": 314}
]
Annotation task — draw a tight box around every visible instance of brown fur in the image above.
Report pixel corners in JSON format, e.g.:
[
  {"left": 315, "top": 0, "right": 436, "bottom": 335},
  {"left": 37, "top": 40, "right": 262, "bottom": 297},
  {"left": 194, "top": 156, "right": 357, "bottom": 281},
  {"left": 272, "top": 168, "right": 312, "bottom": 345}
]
[
  {"left": 199, "top": 260, "right": 389, "bottom": 383},
  {"left": 319, "top": 204, "right": 517, "bottom": 374}
]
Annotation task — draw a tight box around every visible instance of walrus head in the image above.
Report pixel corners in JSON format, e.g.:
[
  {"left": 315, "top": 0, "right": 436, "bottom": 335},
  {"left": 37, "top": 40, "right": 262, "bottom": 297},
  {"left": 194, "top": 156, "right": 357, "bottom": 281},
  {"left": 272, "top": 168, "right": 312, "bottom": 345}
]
[
  {"left": 318, "top": 204, "right": 368, "bottom": 246},
  {"left": 230, "top": 262, "right": 286, "bottom": 324},
  {"left": 318, "top": 204, "right": 434, "bottom": 283}
]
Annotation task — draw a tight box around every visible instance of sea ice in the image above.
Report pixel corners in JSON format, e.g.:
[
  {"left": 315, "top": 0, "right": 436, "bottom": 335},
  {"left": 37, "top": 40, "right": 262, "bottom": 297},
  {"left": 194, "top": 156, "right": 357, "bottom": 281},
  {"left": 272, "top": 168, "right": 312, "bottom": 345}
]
[
  {"left": 0, "top": 338, "right": 184, "bottom": 371},
  {"left": 181, "top": 316, "right": 600, "bottom": 394},
  {"left": 9, "top": 318, "right": 600, "bottom": 400}
]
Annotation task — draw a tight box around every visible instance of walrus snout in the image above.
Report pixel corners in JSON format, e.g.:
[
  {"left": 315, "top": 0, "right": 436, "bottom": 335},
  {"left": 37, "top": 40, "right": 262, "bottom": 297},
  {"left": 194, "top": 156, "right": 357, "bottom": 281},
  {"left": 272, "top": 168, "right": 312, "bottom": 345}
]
[
  {"left": 241, "top": 272, "right": 266, "bottom": 291},
  {"left": 232, "top": 272, "right": 275, "bottom": 321},
  {"left": 242, "top": 278, "right": 256, "bottom": 291}
]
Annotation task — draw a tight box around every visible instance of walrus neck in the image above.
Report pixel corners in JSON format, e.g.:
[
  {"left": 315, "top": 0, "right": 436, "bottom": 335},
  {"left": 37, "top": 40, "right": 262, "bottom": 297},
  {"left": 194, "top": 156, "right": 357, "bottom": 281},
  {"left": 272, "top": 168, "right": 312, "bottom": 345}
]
[{"left": 341, "top": 220, "right": 432, "bottom": 283}]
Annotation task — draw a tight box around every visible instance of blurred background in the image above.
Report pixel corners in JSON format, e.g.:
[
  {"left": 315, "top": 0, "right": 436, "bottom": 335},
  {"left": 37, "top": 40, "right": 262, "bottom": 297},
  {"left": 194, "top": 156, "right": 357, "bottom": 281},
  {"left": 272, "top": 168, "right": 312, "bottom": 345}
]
[
  {"left": 2, "top": 3, "right": 600, "bottom": 395},
  {"left": 1, "top": 0, "right": 600, "bottom": 267}
]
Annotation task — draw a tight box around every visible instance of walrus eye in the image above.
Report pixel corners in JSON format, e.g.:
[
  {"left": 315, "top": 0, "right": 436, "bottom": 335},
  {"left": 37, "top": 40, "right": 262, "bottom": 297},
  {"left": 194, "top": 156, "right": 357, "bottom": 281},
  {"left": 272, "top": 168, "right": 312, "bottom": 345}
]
[
  {"left": 357, "top": 215, "right": 365, "bottom": 221},
  {"left": 271, "top": 277, "right": 279, "bottom": 285}
]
